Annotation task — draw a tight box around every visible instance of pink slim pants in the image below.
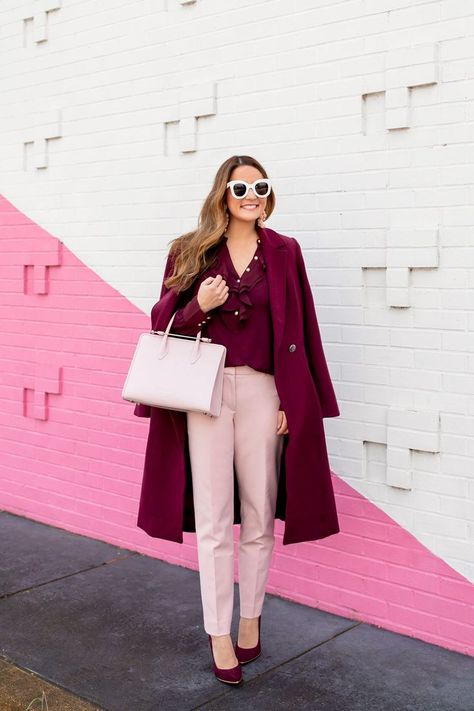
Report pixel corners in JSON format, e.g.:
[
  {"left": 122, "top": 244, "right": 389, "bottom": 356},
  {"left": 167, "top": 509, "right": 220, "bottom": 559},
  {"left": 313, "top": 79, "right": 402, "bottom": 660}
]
[{"left": 186, "top": 365, "right": 284, "bottom": 636}]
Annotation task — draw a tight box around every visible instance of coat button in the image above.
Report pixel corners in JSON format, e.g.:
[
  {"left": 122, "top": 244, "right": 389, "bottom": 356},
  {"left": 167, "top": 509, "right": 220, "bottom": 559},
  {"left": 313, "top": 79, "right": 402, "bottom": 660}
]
[{"left": 289, "top": 343, "right": 296, "bottom": 352}]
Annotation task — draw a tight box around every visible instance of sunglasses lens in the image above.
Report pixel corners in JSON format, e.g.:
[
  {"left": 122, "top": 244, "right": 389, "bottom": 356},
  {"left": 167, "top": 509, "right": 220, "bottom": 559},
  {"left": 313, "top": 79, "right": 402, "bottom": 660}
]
[
  {"left": 233, "top": 182, "right": 247, "bottom": 198},
  {"left": 255, "top": 181, "right": 269, "bottom": 196}
]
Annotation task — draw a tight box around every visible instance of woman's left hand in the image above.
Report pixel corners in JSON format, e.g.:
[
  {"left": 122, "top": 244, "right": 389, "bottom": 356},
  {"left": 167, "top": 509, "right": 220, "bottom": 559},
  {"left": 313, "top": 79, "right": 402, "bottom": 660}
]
[{"left": 276, "top": 410, "right": 288, "bottom": 435}]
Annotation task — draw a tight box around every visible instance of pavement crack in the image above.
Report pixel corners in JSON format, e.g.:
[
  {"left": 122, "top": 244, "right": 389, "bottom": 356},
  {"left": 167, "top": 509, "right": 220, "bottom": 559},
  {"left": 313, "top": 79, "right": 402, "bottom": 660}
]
[
  {"left": 189, "top": 621, "right": 363, "bottom": 708},
  {"left": 0, "top": 553, "right": 139, "bottom": 600}
]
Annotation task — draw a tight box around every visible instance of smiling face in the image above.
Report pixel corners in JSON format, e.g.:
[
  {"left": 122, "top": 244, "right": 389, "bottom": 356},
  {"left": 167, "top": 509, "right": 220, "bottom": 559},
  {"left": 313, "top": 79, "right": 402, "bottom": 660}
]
[{"left": 225, "top": 165, "right": 268, "bottom": 228}]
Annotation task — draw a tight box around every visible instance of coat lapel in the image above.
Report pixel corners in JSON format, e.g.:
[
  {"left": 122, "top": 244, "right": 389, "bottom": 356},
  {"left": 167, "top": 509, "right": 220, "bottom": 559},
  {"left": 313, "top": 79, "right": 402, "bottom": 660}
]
[{"left": 257, "top": 224, "right": 288, "bottom": 354}]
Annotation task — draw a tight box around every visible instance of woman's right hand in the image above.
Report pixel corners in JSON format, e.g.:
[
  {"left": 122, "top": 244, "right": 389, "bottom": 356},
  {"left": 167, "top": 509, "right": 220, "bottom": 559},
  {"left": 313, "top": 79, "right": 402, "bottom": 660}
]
[{"left": 197, "top": 275, "right": 229, "bottom": 313}]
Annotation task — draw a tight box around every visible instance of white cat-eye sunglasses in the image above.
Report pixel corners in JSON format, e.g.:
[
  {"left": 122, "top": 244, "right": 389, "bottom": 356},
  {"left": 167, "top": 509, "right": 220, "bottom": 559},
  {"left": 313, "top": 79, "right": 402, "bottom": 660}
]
[{"left": 226, "top": 179, "right": 272, "bottom": 200}]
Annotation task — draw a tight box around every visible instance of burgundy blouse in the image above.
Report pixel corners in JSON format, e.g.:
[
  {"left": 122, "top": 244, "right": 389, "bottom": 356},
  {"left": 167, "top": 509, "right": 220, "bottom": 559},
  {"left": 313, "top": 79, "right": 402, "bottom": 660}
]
[{"left": 171, "top": 234, "right": 275, "bottom": 374}]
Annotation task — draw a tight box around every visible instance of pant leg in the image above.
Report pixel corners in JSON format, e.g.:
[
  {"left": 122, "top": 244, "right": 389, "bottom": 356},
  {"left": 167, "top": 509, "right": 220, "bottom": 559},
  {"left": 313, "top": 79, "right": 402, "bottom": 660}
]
[
  {"left": 186, "top": 368, "right": 237, "bottom": 636},
  {"left": 233, "top": 366, "right": 284, "bottom": 618}
]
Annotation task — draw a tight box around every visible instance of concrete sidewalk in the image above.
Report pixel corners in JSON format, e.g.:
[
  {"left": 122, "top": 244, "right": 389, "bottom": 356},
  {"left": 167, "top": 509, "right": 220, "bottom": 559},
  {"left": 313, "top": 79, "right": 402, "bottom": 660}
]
[{"left": 0, "top": 510, "right": 473, "bottom": 711}]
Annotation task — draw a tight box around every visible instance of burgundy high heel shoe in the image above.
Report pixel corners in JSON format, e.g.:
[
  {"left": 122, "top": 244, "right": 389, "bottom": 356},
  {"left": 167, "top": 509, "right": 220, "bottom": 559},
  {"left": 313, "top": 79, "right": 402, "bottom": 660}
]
[
  {"left": 208, "top": 634, "right": 243, "bottom": 685},
  {"left": 234, "top": 615, "right": 261, "bottom": 664}
]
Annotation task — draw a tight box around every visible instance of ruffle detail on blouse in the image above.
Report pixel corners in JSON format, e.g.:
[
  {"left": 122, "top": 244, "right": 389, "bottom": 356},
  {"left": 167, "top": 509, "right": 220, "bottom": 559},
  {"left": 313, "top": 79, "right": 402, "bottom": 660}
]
[
  {"left": 219, "top": 272, "right": 265, "bottom": 322},
  {"left": 219, "top": 247, "right": 267, "bottom": 323},
  {"left": 196, "top": 238, "right": 267, "bottom": 325}
]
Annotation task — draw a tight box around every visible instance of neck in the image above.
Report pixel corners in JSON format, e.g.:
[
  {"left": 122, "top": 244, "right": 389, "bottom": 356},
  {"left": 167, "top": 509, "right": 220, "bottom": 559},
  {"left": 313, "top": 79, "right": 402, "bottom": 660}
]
[{"left": 224, "top": 220, "right": 259, "bottom": 243}]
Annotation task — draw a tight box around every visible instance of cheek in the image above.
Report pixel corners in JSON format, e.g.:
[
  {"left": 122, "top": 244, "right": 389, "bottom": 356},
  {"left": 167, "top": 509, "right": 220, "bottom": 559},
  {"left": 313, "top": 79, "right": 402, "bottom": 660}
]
[{"left": 227, "top": 196, "right": 240, "bottom": 213}]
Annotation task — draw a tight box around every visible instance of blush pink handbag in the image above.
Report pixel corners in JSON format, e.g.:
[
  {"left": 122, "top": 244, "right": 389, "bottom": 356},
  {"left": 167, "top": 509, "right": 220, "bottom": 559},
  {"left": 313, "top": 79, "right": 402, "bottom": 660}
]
[{"left": 121, "top": 310, "right": 227, "bottom": 417}]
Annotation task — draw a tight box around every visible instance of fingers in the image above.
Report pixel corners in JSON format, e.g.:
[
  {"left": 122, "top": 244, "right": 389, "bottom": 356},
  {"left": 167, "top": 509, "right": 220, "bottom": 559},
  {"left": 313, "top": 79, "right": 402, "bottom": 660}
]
[
  {"left": 276, "top": 410, "right": 289, "bottom": 435},
  {"left": 200, "top": 274, "right": 229, "bottom": 309},
  {"left": 210, "top": 274, "right": 228, "bottom": 303}
]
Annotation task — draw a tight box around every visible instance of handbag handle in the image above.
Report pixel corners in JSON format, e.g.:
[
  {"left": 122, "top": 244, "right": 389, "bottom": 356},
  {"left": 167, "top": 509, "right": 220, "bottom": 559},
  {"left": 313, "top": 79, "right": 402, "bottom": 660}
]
[{"left": 157, "top": 311, "right": 203, "bottom": 364}]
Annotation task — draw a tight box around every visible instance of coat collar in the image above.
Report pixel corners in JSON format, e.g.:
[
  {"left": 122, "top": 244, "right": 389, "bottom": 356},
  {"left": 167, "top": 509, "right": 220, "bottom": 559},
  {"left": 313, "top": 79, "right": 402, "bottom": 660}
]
[{"left": 257, "top": 224, "right": 288, "bottom": 354}]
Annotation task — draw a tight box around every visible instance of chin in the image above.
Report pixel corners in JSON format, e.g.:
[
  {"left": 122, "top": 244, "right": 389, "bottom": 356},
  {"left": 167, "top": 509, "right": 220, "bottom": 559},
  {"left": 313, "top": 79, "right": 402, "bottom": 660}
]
[{"left": 237, "top": 212, "right": 258, "bottom": 222}]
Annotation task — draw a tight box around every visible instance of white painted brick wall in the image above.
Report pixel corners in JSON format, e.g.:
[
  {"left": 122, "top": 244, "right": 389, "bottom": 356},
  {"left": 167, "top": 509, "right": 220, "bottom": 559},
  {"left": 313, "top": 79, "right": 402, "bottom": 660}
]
[{"left": 0, "top": 0, "right": 473, "bottom": 584}]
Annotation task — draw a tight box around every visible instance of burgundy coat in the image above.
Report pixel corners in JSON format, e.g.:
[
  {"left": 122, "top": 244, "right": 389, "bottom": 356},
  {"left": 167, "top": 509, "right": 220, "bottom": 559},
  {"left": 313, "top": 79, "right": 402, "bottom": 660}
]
[{"left": 133, "top": 225, "right": 341, "bottom": 545}]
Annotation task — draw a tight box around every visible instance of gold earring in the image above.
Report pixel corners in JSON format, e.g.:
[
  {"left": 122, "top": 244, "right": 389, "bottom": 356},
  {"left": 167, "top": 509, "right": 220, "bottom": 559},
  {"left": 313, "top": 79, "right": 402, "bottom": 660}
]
[{"left": 258, "top": 210, "right": 267, "bottom": 227}]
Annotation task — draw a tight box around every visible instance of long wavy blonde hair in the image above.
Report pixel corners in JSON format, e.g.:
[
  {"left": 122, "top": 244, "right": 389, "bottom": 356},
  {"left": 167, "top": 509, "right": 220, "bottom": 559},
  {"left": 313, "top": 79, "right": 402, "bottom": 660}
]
[{"left": 164, "top": 155, "right": 276, "bottom": 293}]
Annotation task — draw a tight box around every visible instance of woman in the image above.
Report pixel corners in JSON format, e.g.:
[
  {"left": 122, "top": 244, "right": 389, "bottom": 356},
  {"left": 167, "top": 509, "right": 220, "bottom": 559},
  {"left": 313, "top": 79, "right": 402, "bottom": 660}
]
[{"left": 134, "top": 155, "right": 341, "bottom": 685}]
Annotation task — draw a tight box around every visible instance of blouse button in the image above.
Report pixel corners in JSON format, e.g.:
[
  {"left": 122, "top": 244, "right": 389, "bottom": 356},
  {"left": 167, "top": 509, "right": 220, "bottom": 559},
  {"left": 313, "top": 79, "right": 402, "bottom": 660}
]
[
  {"left": 206, "top": 315, "right": 211, "bottom": 320},
  {"left": 289, "top": 344, "right": 296, "bottom": 352},
  {"left": 254, "top": 256, "right": 258, "bottom": 260},
  {"left": 234, "top": 310, "right": 239, "bottom": 316},
  {"left": 237, "top": 278, "right": 240, "bottom": 282},
  {"left": 245, "top": 267, "right": 250, "bottom": 272}
]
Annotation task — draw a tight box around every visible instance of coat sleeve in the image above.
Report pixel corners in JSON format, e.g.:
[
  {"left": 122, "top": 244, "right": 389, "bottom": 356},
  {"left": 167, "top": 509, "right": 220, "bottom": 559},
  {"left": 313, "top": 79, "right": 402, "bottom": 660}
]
[
  {"left": 152, "top": 252, "right": 211, "bottom": 334},
  {"left": 171, "top": 293, "right": 209, "bottom": 335},
  {"left": 133, "top": 250, "right": 207, "bottom": 417},
  {"left": 292, "top": 238, "right": 340, "bottom": 418}
]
